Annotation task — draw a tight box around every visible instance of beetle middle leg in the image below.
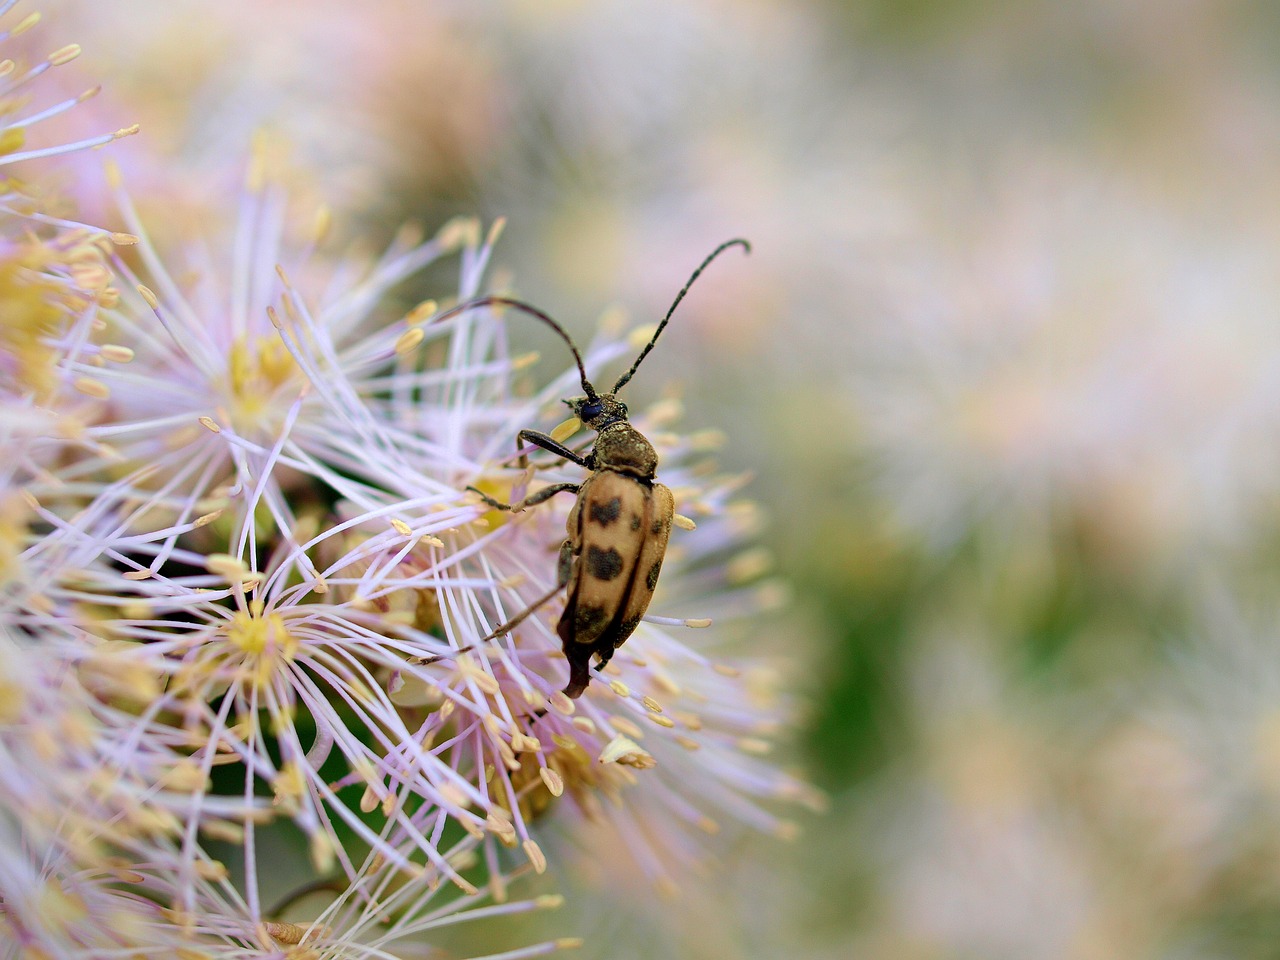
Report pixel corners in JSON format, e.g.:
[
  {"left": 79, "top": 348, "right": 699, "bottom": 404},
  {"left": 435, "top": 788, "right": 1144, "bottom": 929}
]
[
  {"left": 470, "top": 428, "right": 590, "bottom": 511},
  {"left": 467, "top": 481, "right": 579, "bottom": 513}
]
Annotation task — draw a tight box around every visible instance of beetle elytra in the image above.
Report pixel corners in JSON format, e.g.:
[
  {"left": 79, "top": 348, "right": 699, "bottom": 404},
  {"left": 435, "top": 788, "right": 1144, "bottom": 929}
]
[{"left": 436, "top": 238, "right": 750, "bottom": 698}]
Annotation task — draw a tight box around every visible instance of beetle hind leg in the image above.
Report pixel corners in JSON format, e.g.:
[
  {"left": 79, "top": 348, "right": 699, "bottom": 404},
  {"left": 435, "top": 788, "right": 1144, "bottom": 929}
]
[{"left": 476, "top": 580, "right": 567, "bottom": 643}]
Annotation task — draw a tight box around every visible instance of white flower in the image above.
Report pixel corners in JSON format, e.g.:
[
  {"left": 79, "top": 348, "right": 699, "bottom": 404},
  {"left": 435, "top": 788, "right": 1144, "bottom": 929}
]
[
  {"left": 321, "top": 295, "right": 821, "bottom": 892},
  {"left": 0, "top": 0, "right": 137, "bottom": 169}
]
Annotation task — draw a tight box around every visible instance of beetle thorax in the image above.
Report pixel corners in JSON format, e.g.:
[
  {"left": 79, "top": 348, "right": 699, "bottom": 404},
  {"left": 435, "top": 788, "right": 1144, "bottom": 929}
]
[{"left": 592, "top": 422, "right": 658, "bottom": 479}]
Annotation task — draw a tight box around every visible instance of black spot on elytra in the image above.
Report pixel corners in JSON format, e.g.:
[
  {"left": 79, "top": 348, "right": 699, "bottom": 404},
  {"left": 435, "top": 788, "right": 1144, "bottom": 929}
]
[
  {"left": 616, "top": 616, "right": 642, "bottom": 645},
  {"left": 589, "top": 496, "right": 622, "bottom": 526},
  {"left": 572, "top": 604, "right": 609, "bottom": 639},
  {"left": 629, "top": 514, "right": 642, "bottom": 531},
  {"left": 646, "top": 559, "right": 662, "bottom": 591},
  {"left": 586, "top": 545, "right": 624, "bottom": 581},
  {"left": 650, "top": 518, "right": 665, "bottom": 535}
]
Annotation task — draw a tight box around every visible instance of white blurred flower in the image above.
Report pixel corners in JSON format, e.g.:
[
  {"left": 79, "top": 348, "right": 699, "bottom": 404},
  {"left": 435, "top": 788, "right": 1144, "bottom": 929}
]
[
  {"left": 847, "top": 162, "right": 1280, "bottom": 569},
  {"left": 0, "top": 0, "right": 136, "bottom": 179},
  {"left": 0, "top": 617, "right": 218, "bottom": 957}
]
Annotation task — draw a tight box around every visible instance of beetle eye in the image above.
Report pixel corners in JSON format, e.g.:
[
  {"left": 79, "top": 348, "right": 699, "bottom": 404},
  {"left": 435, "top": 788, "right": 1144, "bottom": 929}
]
[{"left": 580, "top": 400, "right": 603, "bottom": 420}]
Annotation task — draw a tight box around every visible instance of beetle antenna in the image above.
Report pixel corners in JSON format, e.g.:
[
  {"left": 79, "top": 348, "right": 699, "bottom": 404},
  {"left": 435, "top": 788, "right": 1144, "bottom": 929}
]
[
  {"left": 612, "top": 238, "right": 751, "bottom": 394},
  {"left": 434, "top": 296, "right": 598, "bottom": 399}
]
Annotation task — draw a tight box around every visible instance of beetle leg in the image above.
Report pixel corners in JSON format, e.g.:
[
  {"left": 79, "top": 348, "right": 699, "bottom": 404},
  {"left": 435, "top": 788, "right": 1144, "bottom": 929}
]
[
  {"left": 410, "top": 641, "right": 483, "bottom": 666},
  {"left": 506, "top": 434, "right": 593, "bottom": 471},
  {"left": 556, "top": 539, "right": 574, "bottom": 586},
  {"left": 515, "top": 429, "right": 591, "bottom": 470},
  {"left": 467, "top": 481, "right": 580, "bottom": 513},
  {"left": 476, "top": 580, "right": 567, "bottom": 643}
]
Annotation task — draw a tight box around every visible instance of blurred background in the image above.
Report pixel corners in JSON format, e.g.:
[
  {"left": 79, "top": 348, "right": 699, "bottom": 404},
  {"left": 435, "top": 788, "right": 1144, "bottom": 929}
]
[{"left": 37, "top": 0, "right": 1280, "bottom": 956}]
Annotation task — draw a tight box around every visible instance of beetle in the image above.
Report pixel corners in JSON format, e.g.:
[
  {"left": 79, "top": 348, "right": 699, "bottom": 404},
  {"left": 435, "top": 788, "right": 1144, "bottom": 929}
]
[{"left": 433, "top": 238, "right": 750, "bottom": 697}]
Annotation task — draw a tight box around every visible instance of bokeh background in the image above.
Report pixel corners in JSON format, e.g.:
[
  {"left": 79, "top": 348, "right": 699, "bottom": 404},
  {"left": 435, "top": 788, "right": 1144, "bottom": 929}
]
[{"left": 35, "top": 0, "right": 1280, "bottom": 956}]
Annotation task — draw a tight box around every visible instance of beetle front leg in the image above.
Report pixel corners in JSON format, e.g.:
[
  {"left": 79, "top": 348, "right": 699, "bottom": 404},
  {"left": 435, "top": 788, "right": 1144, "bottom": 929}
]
[
  {"left": 513, "top": 429, "right": 592, "bottom": 470},
  {"left": 467, "top": 482, "right": 580, "bottom": 513},
  {"left": 507, "top": 430, "right": 594, "bottom": 471}
]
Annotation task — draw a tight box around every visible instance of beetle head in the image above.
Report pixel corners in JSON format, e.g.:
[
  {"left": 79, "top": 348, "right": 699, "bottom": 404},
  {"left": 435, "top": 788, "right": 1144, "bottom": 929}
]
[{"left": 565, "top": 393, "right": 628, "bottom": 430}]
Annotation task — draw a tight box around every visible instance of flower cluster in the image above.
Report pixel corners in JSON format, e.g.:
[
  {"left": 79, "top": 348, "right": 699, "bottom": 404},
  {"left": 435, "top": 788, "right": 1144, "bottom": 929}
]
[{"left": 1, "top": 6, "right": 809, "bottom": 957}]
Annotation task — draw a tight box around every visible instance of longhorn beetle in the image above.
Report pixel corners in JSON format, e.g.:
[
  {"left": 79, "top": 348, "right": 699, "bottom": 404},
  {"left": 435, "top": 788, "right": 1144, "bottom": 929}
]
[{"left": 433, "top": 238, "right": 750, "bottom": 698}]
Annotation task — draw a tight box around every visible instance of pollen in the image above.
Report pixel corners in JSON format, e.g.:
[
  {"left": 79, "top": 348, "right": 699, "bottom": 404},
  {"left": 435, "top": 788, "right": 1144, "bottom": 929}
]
[
  {"left": 158, "top": 759, "right": 209, "bottom": 792},
  {"left": 522, "top": 838, "right": 547, "bottom": 874},
  {"left": 598, "top": 734, "right": 656, "bottom": 769},
  {"left": 627, "top": 323, "right": 659, "bottom": 348},
  {"left": 226, "top": 605, "right": 298, "bottom": 681},
  {"left": 195, "top": 859, "right": 228, "bottom": 881},
  {"left": 47, "top": 43, "right": 82, "bottom": 66},
  {"left": 436, "top": 215, "right": 480, "bottom": 253},
  {"left": 486, "top": 216, "right": 507, "bottom": 247},
  {"left": 227, "top": 333, "right": 300, "bottom": 430},
  {"left": 608, "top": 715, "right": 643, "bottom": 739},
  {"left": 193, "top": 509, "right": 223, "bottom": 528},
  {"left": 205, "top": 553, "right": 251, "bottom": 583},
  {"left": 395, "top": 326, "right": 425, "bottom": 355},
  {"left": 272, "top": 761, "right": 307, "bottom": 814},
  {"left": 74, "top": 373, "right": 110, "bottom": 399},
  {"left": 512, "top": 350, "right": 541, "bottom": 370},
  {"left": 727, "top": 547, "right": 773, "bottom": 584},
  {"left": 309, "top": 832, "right": 335, "bottom": 873},
  {"left": 539, "top": 767, "right": 565, "bottom": 796},
  {"left": 0, "top": 127, "right": 23, "bottom": 156},
  {"left": 11, "top": 12, "right": 40, "bottom": 35},
  {"left": 99, "top": 343, "right": 135, "bottom": 363},
  {"left": 406, "top": 299, "right": 438, "bottom": 323},
  {"left": 262, "top": 921, "right": 312, "bottom": 945},
  {"left": 311, "top": 204, "right": 332, "bottom": 244},
  {"left": 551, "top": 416, "right": 581, "bottom": 442},
  {"left": 486, "top": 810, "right": 516, "bottom": 843}
]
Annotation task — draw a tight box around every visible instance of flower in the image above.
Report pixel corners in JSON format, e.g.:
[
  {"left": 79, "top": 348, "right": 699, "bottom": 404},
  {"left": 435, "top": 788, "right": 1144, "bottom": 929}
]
[
  {"left": 0, "top": 614, "right": 214, "bottom": 957},
  {"left": 320, "top": 305, "right": 822, "bottom": 895},
  {"left": 0, "top": 114, "right": 588, "bottom": 950},
  {"left": 0, "top": 0, "right": 136, "bottom": 171},
  {"left": 2, "top": 72, "right": 811, "bottom": 949}
]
